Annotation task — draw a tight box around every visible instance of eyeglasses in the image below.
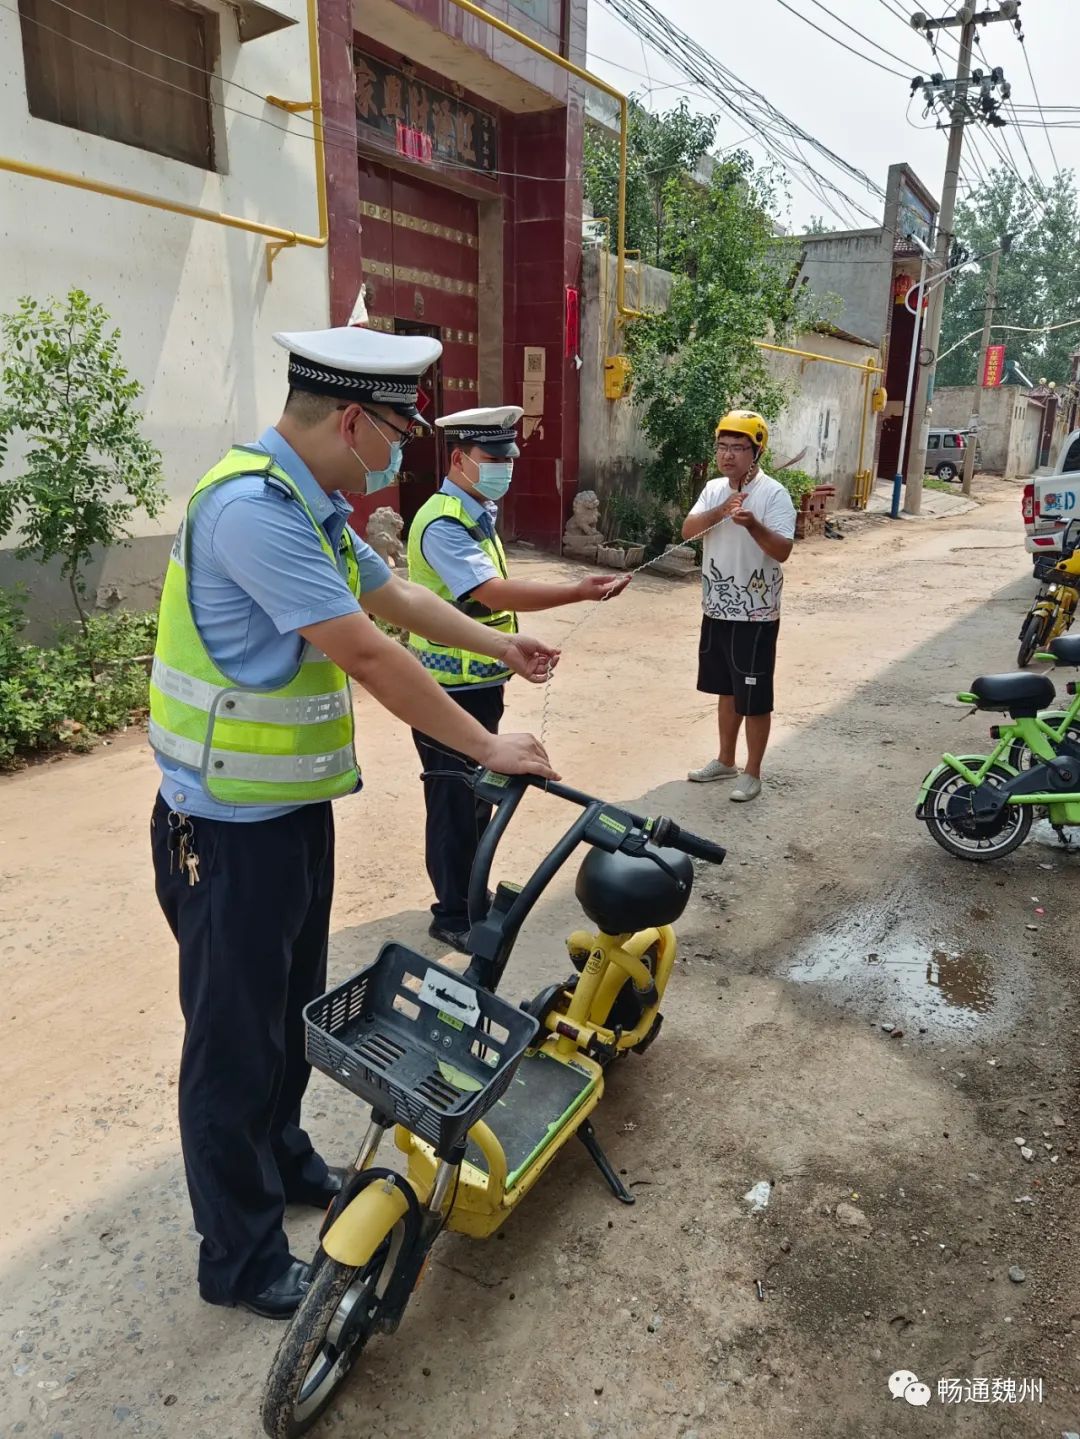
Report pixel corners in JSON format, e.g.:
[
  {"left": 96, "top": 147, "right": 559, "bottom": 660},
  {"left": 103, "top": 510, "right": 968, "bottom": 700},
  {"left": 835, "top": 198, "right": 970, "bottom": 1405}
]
[
  {"left": 716, "top": 442, "right": 753, "bottom": 455},
  {"left": 361, "top": 406, "right": 416, "bottom": 444}
]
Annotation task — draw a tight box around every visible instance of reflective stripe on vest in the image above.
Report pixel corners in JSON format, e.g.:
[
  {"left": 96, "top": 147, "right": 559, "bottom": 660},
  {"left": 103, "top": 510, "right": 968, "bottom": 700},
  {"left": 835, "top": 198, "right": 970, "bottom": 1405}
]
[
  {"left": 148, "top": 447, "right": 362, "bottom": 806},
  {"left": 406, "top": 491, "right": 517, "bottom": 687}
]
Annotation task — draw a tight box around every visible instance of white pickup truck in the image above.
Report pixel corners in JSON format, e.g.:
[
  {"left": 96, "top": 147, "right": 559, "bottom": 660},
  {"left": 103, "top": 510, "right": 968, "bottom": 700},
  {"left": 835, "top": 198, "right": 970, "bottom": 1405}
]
[{"left": 1023, "top": 430, "right": 1080, "bottom": 556}]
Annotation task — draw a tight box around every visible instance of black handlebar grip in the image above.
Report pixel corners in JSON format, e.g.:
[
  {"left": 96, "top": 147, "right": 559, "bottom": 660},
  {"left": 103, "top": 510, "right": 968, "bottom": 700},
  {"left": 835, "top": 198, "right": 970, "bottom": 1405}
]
[{"left": 651, "top": 817, "right": 726, "bottom": 865}]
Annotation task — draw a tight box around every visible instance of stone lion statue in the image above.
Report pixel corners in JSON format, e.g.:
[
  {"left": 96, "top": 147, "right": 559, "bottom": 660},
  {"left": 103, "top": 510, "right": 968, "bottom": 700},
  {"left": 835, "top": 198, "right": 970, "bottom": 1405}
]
[
  {"left": 365, "top": 506, "right": 406, "bottom": 571},
  {"left": 563, "top": 489, "right": 605, "bottom": 560}
]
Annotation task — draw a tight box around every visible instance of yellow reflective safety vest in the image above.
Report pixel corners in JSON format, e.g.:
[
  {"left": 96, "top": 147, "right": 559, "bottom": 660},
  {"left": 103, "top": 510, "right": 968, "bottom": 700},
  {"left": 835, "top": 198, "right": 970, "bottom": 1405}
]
[
  {"left": 406, "top": 491, "right": 518, "bottom": 686},
  {"left": 148, "top": 447, "right": 362, "bottom": 807}
]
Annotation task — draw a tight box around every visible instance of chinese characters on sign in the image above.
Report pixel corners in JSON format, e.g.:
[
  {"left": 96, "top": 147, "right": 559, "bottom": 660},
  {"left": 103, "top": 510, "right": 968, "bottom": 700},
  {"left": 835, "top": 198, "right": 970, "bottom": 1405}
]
[
  {"left": 354, "top": 51, "right": 498, "bottom": 175},
  {"left": 982, "top": 343, "right": 1006, "bottom": 388},
  {"left": 938, "top": 1378, "right": 1043, "bottom": 1404}
]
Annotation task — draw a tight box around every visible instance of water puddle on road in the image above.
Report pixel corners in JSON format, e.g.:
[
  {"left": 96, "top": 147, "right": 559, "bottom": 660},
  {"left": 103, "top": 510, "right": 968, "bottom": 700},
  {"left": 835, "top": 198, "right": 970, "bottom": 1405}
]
[{"left": 785, "top": 911, "right": 1015, "bottom": 1036}]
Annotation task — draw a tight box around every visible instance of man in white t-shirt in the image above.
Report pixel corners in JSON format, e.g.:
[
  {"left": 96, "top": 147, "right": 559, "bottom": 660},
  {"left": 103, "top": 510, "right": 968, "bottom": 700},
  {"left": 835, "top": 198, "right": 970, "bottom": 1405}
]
[{"left": 681, "top": 410, "right": 796, "bottom": 803}]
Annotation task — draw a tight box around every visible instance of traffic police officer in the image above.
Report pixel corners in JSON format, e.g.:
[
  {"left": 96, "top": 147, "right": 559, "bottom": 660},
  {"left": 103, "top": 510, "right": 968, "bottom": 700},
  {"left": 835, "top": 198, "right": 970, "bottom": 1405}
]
[
  {"left": 149, "top": 331, "right": 559, "bottom": 1319},
  {"left": 408, "top": 405, "right": 629, "bottom": 952}
]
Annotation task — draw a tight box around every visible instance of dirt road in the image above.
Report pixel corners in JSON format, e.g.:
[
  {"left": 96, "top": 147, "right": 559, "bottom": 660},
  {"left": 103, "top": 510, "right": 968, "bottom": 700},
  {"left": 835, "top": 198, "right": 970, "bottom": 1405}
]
[{"left": 2, "top": 478, "right": 1078, "bottom": 1438}]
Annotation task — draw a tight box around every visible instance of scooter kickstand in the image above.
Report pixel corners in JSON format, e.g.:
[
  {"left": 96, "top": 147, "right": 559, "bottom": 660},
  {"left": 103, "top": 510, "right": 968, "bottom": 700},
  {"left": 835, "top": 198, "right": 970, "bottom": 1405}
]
[{"left": 577, "top": 1119, "right": 635, "bottom": 1205}]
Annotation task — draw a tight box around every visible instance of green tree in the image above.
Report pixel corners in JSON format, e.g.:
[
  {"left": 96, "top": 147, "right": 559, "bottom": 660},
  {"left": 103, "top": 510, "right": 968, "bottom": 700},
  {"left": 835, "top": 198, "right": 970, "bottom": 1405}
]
[
  {"left": 584, "top": 99, "right": 718, "bottom": 266},
  {"left": 627, "top": 155, "right": 827, "bottom": 510},
  {"left": 937, "top": 167, "right": 1080, "bottom": 388},
  {"left": 0, "top": 289, "right": 165, "bottom": 629}
]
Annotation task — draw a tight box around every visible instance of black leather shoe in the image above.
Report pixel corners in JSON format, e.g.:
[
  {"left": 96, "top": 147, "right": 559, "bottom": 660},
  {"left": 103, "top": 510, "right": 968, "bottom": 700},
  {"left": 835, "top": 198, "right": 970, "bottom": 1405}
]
[
  {"left": 236, "top": 1259, "right": 310, "bottom": 1320},
  {"left": 285, "top": 1165, "right": 346, "bottom": 1210},
  {"left": 428, "top": 920, "right": 472, "bottom": 955}
]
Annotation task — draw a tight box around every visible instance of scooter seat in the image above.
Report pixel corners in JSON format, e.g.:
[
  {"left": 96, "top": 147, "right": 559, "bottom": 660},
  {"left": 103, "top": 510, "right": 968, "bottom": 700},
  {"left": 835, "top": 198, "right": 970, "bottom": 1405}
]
[
  {"left": 970, "top": 672, "right": 1056, "bottom": 715},
  {"left": 1048, "top": 634, "right": 1080, "bottom": 667}
]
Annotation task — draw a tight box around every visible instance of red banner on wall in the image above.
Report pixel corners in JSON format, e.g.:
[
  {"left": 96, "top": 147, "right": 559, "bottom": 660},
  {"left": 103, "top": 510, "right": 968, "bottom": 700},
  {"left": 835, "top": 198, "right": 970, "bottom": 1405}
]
[{"left": 982, "top": 344, "right": 1005, "bottom": 388}]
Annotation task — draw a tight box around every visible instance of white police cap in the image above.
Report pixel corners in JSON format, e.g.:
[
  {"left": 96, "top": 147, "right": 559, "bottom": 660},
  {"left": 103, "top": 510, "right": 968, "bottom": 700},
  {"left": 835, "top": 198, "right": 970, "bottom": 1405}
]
[
  {"left": 436, "top": 405, "right": 525, "bottom": 458},
  {"left": 274, "top": 327, "right": 442, "bottom": 426}
]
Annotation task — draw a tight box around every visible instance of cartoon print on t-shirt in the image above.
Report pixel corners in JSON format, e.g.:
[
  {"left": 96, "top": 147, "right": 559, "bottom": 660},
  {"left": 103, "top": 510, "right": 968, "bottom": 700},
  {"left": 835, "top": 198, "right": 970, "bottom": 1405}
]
[
  {"left": 766, "top": 567, "right": 785, "bottom": 611},
  {"left": 742, "top": 569, "right": 770, "bottom": 613},
  {"left": 702, "top": 559, "right": 745, "bottom": 617}
]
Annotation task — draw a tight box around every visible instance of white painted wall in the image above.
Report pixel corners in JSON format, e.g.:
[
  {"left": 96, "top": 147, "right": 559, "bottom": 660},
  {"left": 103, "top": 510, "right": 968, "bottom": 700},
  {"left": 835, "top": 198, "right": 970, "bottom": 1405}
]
[
  {"left": 764, "top": 332, "right": 879, "bottom": 504},
  {"left": 579, "top": 245, "right": 876, "bottom": 514},
  {"left": 0, "top": 0, "right": 328, "bottom": 621},
  {"left": 933, "top": 385, "right": 1043, "bottom": 478}
]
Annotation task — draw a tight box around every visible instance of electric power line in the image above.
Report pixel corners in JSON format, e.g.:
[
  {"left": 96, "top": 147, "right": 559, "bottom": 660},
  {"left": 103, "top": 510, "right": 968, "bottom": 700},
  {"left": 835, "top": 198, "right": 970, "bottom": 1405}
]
[
  {"left": 768, "top": 0, "right": 908, "bottom": 80},
  {"left": 971, "top": 30, "right": 1047, "bottom": 193},
  {"left": 1017, "top": 30, "right": 1063, "bottom": 176},
  {"left": 798, "top": 0, "right": 928, "bottom": 70},
  {"left": 598, "top": 0, "right": 886, "bottom": 228},
  {"left": 893, "top": 4, "right": 1048, "bottom": 215}
]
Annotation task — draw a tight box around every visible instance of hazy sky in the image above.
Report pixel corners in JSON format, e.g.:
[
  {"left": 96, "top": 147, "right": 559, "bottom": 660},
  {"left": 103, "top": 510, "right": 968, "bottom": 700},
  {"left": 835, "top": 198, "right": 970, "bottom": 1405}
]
[{"left": 584, "top": 0, "right": 1079, "bottom": 232}]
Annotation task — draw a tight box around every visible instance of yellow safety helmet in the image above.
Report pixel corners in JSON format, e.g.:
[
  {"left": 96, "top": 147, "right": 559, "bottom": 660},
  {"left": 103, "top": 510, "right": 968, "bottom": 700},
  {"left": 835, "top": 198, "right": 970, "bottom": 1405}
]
[{"left": 715, "top": 410, "right": 769, "bottom": 457}]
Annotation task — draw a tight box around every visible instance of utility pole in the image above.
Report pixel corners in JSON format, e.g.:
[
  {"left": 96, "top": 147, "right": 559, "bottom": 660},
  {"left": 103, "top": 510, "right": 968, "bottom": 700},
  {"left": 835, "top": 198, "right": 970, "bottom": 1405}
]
[
  {"left": 961, "top": 239, "right": 1005, "bottom": 495},
  {"left": 902, "top": 2, "right": 1019, "bottom": 515}
]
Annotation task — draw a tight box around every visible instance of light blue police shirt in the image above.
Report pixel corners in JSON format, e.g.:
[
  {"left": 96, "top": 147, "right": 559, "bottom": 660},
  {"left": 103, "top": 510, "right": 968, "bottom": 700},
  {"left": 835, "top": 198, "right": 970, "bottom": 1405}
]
[
  {"left": 155, "top": 427, "right": 392, "bottom": 822},
  {"left": 419, "top": 479, "right": 505, "bottom": 693}
]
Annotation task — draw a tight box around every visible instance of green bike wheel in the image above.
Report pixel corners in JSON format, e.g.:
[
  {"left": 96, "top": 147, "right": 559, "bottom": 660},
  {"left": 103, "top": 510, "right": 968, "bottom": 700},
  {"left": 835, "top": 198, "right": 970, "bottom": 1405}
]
[{"left": 923, "top": 764, "right": 1032, "bottom": 862}]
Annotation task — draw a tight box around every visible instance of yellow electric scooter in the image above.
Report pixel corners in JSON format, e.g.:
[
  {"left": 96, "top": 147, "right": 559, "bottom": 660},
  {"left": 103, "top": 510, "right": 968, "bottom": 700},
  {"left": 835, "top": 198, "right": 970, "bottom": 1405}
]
[{"left": 261, "top": 771, "right": 726, "bottom": 1437}]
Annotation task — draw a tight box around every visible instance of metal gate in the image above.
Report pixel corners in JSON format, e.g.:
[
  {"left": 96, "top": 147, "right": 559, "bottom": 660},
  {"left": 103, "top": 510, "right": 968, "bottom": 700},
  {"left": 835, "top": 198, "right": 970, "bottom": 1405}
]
[{"left": 357, "top": 160, "right": 480, "bottom": 530}]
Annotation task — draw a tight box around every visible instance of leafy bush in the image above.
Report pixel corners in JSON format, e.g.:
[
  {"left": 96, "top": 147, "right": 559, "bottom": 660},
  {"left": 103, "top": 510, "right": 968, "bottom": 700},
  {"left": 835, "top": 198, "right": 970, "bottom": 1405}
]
[
  {"left": 0, "top": 289, "right": 165, "bottom": 628},
  {"left": 627, "top": 154, "right": 830, "bottom": 516},
  {"left": 772, "top": 466, "right": 817, "bottom": 508},
  {"left": 608, "top": 491, "right": 677, "bottom": 558},
  {"left": 0, "top": 593, "right": 156, "bottom": 768}
]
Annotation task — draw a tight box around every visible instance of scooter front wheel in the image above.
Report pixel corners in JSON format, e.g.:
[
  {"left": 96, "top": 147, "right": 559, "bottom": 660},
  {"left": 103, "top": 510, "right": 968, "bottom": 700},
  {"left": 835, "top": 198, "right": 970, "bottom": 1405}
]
[
  {"left": 261, "top": 1222, "right": 406, "bottom": 1439},
  {"left": 1017, "top": 611, "right": 1047, "bottom": 668},
  {"left": 923, "top": 764, "right": 1032, "bottom": 862}
]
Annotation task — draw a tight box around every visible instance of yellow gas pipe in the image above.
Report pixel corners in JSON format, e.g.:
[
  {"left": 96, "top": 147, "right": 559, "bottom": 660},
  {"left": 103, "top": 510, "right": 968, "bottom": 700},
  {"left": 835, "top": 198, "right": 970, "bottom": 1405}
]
[{"left": 0, "top": 0, "right": 328, "bottom": 281}]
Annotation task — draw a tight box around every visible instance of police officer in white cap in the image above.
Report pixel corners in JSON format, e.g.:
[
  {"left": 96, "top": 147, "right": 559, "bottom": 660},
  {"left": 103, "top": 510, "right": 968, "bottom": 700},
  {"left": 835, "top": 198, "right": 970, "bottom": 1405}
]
[
  {"left": 407, "top": 405, "right": 629, "bottom": 952},
  {"left": 148, "top": 332, "right": 560, "bottom": 1319}
]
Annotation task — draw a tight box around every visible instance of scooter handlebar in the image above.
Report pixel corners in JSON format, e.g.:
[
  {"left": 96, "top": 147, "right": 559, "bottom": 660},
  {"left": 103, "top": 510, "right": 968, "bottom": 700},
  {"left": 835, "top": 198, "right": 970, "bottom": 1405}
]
[
  {"left": 471, "top": 771, "right": 727, "bottom": 865},
  {"left": 647, "top": 816, "right": 727, "bottom": 865}
]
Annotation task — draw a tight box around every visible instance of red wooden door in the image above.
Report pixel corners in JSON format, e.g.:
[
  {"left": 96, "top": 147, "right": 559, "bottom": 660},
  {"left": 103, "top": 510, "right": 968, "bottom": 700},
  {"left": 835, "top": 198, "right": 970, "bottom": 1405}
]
[{"left": 351, "top": 160, "right": 480, "bottom": 535}]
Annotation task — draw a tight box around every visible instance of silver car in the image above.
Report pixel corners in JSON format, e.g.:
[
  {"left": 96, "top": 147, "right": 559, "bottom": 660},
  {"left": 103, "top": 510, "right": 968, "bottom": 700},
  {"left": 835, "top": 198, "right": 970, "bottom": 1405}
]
[{"left": 925, "top": 428, "right": 973, "bottom": 482}]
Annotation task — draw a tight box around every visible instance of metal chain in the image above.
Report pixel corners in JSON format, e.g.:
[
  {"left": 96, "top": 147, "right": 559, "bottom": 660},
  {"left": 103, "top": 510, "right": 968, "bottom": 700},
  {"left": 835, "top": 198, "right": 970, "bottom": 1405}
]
[{"left": 538, "top": 515, "right": 732, "bottom": 746}]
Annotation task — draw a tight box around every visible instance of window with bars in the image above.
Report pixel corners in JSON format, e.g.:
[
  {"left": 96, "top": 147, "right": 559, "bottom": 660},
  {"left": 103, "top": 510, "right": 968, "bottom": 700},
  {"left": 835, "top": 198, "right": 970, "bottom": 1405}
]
[{"left": 18, "top": 0, "right": 219, "bottom": 170}]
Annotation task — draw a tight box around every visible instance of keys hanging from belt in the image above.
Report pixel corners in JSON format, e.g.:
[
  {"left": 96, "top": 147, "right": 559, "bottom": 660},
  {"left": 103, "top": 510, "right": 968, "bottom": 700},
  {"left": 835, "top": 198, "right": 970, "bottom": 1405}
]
[{"left": 167, "top": 809, "right": 201, "bottom": 886}]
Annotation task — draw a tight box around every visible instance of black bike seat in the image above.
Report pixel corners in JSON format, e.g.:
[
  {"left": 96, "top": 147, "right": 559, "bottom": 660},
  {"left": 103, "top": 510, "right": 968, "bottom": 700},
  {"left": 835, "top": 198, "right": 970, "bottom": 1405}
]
[
  {"left": 1049, "top": 634, "right": 1080, "bottom": 667},
  {"left": 971, "top": 672, "right": 1056, "bottom": 715}
]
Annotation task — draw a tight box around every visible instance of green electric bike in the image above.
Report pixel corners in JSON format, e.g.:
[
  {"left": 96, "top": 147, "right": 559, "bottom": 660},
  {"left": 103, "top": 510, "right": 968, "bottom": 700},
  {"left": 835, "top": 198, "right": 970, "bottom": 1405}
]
[{"left": 917, "top": 633, "right": 1080, "bottom": 860}]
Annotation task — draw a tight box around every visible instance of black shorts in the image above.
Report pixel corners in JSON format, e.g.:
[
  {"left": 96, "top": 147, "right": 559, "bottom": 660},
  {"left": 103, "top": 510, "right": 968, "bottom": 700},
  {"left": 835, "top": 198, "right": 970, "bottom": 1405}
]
[{"left": 697, "top": 616, "right": 779, "bottom": 716}]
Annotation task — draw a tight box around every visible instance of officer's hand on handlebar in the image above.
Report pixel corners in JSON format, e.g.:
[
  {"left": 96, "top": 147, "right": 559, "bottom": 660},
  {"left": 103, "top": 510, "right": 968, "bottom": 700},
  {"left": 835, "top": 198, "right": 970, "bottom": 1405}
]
[
  {"left": 483, "top": 731, "right": 561, "bottom": 781},
  {"left": 503, "top": 636, "right": 561, "bottom": 685}
]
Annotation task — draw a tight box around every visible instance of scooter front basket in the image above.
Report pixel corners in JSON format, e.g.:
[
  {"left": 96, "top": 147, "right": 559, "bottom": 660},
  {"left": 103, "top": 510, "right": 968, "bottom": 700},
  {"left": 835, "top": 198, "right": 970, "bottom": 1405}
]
[{"left": 304, "top": 943, "right": 538, "bottom": 1161}]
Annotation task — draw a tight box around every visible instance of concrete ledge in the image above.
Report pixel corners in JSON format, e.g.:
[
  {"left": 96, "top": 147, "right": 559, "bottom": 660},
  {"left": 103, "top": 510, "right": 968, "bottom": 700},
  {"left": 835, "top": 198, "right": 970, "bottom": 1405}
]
[{"left": 866, "top": 484, "right": 979, "bottom": 521}]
